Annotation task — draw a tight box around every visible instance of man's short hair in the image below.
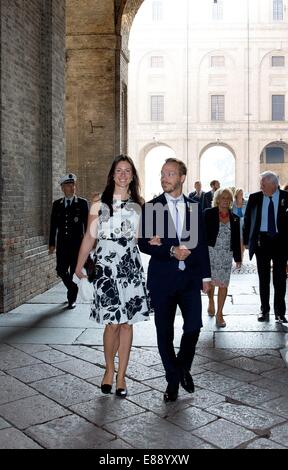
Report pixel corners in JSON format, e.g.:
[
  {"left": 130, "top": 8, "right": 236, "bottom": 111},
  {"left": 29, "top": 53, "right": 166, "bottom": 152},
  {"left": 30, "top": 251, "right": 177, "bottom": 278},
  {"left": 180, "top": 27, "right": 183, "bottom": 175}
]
[{"left": 165, "top": 158, "right": 187, "bottom": 176}]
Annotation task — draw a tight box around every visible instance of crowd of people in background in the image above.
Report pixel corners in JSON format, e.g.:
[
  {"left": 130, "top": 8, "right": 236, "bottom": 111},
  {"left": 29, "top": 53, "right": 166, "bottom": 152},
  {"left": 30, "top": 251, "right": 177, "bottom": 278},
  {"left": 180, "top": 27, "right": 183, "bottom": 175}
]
[{"left": 49, "top": 159, "right": 288, "bottom": 403}]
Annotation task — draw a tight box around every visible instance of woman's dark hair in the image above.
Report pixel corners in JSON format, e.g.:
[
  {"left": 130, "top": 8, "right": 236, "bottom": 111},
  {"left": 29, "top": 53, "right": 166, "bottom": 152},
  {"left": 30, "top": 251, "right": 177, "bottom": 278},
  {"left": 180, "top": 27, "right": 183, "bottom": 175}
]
[{"left": 101, "top": 155, "right": 142, "bottom": 216}]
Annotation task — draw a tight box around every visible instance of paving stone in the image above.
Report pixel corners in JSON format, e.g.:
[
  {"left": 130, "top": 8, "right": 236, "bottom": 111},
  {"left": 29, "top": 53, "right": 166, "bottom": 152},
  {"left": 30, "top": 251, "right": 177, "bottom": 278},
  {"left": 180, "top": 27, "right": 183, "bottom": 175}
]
[
  {"left": 215, "top": 332, "right": 286, "bottom": 349},
  {"left": 129, "top": 347, "right": 162, "bottom": 366},
  {"left": 206, "top": 402, "right": 285, "bottom": 430},
  {"left": 7, "top": 363, "right": 64, "bottom": 383},
  {"left": 127, "top": 389, "right": 191, "bottom": 417},
  {"left": 167, "top": 406, "right": 217, "bottom": 431},
  {"left": 126, "top": 362, "right": 164, "bottom": 381},
  {"left": 96, "top": 439, "right": 133, "bottom": 449},
  {"left": 13, "top": 344, "right": 52, "bottom": 354},
  {"left": 31, "top": 374, "right": 101, "bottom": 406},
  {"left": 260, "top": 367, "right": 288, "bottom": 385},
  {"left": 70, "top": 396, "right": 145, "bottom": 426},
  {"left": 194, "top": 371, "right": 244, "bottom": 393},
  {"left": 202, "top": 361, "right": 231, "bottom": 373},
  {"left": 0, "top": 428, "right": 42, "bottom": 449},
  {"left": 0, "top": 348, "right": 41, "bottom": 371},
  {"left": 220, "top": 367, "right": 262, "bottom": 383},
  {"left": 254, "top": 378, "right": 288, "bottom": 397},
  {"left": 258, "top": 396, "right": 288, "bottom": 419},
  {"left": 189, "top": 389, "right": 226, "bottom": 409},
  {"left": 104, "top": 411, "right": 208, "bottom": 449},
  {"left": 197, "top": 348, "right": 240, "bottom": 361},
  {"left": 224, "top": 357, "right": 276, "bottom": 374},
  {"left": 192, "top": 418, "right": 255, "bottom": 449},
  {"left": 193, "top": 355, "right": 211, "bottom": 366},
  {"left": 30, "top": 349, "right": 75, "bottom": 364},
  {"left": 222, "top": 348, "right": 281, "bottom": 358},
  {"left": 269, "top": 422, "right": 288, "bottom": 447},
  {"left": 52, "top": 345, "right": 106, "bottom": 366},
  {"left": 232, "top": 295, "right": 260, "bottom": 305},
  {"left": 0, "top": 375, "right": 38, "bottom": 405},
  {"left": 0, "top": 327, "right": 86, "bottom": 344},
  {"left": 88, "top": 375, "right": 150, "bottom": 395},
  {"left": 223, "top": 383, "right": 280, "bottom": 406},
  {"left": 211, "top": 316, "right": 286, "bottom": 332},
  {"left": 0, "top": 417, "right": 11, "bottom": 430},
  {"left": 26, "top": 414, "right": 115, "bottom": 449},
  {"left": 245, "top": 438, "right": 286, "bottom": 449},
  {"left": 253, "top": 354, "right": 286, "bottom": 368},
  {"left": 53, "top": 358, "right": 104, "bottom": 379},
  {"left": 0, "top": 395, "right": 71, "bottom": 429}
]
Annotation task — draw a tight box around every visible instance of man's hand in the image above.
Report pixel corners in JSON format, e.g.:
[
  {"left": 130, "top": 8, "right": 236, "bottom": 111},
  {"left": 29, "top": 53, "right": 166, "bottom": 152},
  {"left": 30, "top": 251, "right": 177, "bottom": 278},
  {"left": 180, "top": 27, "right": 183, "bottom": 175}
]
[
  {"left": 48, "top": 246, "right": 55, "bottom": 255},
  {"left": 174, "top": 245, "right": 191, "bottom": 261},
  {"left": 202, "top": 281, "right": 211, "bottom": 294},
  {"left": 148, "top": 235, "right": 162, "bottom": 246}
]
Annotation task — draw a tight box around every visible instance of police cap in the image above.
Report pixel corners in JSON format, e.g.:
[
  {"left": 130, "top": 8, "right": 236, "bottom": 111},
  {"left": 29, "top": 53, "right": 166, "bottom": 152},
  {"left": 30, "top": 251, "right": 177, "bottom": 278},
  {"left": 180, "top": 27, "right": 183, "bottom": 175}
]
[{"left": 59, "top": 173, "right": 77, "bottom": 185}]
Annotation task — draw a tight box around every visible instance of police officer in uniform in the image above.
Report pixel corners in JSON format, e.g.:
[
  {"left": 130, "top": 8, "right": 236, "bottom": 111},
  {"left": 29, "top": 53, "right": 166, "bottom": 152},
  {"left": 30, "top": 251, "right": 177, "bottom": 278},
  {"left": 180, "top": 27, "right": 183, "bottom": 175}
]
[{"left": 49, "top": 174, "right": 89, "bottom": 308}]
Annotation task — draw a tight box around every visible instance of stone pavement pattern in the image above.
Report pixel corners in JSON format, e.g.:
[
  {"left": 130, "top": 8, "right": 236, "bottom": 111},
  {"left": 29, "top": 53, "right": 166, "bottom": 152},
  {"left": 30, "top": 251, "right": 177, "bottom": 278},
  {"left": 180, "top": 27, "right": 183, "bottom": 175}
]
[{"left": 0, "top": 255, "right": 287, "bottom": 449}]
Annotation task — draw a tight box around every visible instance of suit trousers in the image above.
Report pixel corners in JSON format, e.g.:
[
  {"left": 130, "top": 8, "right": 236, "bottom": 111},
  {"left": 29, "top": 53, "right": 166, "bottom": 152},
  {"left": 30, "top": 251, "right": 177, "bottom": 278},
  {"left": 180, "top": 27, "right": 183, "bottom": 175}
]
[
  {"left": 255, "top": 233, "right": 287, "bottom": 316},
  {"left": 56, "top": 244, "right": 79, "bottom": 303},
  {"left": 151, "top": 270, "right": 202, "bottom": 385}
]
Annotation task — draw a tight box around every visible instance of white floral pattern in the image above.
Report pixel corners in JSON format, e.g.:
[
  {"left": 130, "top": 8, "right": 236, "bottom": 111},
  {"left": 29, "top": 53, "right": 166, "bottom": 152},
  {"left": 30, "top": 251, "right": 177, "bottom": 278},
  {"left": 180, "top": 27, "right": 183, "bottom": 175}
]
[
  {"left": 208, "top": 222, "right": 233, "bottom": 287},
  {"left": 90, "top": 199, "right": 152, "bottom": 325}
]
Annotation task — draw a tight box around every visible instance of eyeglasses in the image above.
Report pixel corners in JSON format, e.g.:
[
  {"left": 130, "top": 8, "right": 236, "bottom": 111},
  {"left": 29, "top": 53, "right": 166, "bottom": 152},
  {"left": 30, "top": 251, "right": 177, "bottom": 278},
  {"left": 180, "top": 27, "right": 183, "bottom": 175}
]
[{"left": 160, "top": 171, "right": 178, "bottom": 178}]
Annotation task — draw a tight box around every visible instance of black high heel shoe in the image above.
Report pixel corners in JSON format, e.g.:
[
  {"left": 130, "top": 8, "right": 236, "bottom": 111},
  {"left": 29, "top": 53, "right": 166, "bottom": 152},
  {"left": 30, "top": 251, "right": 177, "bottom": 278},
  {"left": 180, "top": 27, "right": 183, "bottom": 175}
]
[
  {"left": 115, "top": 375, "right": 127, "bottom": 398},
  {"left": 101, "top": 383, "right": 112, "bottom": 394},
  {"left": 101, "top": 371, "right": 113, "bottom": 394}
]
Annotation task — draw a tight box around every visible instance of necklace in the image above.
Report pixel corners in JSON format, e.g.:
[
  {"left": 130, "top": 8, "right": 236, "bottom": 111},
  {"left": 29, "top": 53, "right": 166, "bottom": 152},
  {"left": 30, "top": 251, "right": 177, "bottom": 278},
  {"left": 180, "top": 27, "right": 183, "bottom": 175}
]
[{"left": 219, "top": 211, "right": 229, "bottom": 219}]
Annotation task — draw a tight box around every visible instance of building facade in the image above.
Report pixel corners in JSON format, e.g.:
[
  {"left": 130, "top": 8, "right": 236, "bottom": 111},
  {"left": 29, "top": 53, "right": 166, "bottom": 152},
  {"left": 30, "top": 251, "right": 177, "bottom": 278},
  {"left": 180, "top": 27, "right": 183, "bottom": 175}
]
[{"left": 128, "top": 0, "right": 288, "bottom": 193}]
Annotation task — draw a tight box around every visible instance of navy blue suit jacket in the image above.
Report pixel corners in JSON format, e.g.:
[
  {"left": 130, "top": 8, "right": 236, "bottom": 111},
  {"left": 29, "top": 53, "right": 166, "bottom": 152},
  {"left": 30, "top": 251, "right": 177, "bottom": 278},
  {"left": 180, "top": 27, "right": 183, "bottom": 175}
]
[
  {"left": 138, "top": 193, "right": 211, "bottom": 293},
  {"left": 243, "top": 189, "right": 288, "bottom": 260}
]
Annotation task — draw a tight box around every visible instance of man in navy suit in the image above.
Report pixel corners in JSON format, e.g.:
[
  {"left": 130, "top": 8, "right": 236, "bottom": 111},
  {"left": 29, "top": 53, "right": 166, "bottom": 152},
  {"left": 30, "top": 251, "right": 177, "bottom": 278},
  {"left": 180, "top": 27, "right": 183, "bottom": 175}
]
[
  {"left": 203, "top": 179, "right": 220, "bottom": 209},
  {"left": 189, "top": 180, "right": 206, "bottom": 211},
  {"left": 243, "top": 171, "right": 288, "bottom": 323},
  {"left": 49, "top": 174, "right": 89, "bottom": 309},
  {"left": 138, "top": 158, "right": 211, "bottom": 402}
]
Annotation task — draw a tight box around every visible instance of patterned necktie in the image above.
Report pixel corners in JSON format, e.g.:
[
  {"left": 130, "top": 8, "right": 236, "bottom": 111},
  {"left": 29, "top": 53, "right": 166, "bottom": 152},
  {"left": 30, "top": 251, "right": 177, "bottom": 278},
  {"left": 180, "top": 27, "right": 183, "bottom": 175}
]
[
  {"left": 172, "top": 199, "right": 185, "bottom": 271},
  {"left": 267, "top": 196, "right": 276, "bottom": 236}
]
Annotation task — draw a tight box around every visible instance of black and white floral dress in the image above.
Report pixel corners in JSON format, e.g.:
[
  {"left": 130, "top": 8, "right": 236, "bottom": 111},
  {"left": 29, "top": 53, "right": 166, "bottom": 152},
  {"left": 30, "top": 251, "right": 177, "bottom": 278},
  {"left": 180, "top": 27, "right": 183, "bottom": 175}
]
[{"left": 90, "top": 198, "right": 152, "bottom": 325}]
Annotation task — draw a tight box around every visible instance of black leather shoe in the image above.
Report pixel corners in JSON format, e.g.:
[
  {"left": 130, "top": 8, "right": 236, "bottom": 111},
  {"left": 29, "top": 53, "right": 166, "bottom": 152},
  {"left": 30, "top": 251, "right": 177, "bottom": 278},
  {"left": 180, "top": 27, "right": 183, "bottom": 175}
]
[
  {"left": 180, "top": 369, "right": 194, "bottom": 393},
  {"left": 275, "top": 315, "right": 288, "bottom": 323},
  {"left": 258, "top": 312, "right": 269, "bottom": 322},
  {"left": 163, "top": 383, "right": 179, "bottom": 403},
  {"left": 101, "top": 384, "right": 112, "bottom": 394},
  {"left": 68, "top": 302, "right": 76, "bottom": 309}
]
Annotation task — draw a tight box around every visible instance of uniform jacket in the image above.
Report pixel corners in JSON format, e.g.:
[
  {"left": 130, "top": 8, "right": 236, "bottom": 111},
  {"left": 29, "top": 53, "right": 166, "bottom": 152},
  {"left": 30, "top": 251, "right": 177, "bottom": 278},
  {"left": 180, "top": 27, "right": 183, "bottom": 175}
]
[
  {"left": 49, "top": 196, "right": 89, "bottom": 249},
  {"left": 203, "top": 206, "right": 241, "bottom": 263},
  {"left": 243, "top": 189, "right": 288, "bottom": 260}
]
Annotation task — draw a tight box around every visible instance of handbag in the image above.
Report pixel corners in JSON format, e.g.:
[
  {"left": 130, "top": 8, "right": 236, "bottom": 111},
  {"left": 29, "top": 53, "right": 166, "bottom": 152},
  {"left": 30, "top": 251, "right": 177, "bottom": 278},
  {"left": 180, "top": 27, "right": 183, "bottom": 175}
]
[{"left": 84, "top": 253, "right": 97, "bottom": 283}]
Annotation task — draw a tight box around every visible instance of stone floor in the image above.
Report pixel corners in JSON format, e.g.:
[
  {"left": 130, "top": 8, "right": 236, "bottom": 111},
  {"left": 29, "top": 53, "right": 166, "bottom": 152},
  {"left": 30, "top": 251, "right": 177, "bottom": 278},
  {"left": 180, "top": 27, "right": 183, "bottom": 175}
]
[{"left": 0, "top": 253, "right": 288, "bottom": 450}]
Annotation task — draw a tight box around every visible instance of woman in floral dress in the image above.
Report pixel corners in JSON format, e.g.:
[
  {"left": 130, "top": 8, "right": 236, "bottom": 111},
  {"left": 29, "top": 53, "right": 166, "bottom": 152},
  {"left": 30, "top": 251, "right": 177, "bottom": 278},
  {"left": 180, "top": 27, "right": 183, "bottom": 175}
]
[
  {"left": 75, "top": 155, "right": 152, "bottom": 397},
  {"left": 204, "top": 188, "right": 241, "bottom": 327}
]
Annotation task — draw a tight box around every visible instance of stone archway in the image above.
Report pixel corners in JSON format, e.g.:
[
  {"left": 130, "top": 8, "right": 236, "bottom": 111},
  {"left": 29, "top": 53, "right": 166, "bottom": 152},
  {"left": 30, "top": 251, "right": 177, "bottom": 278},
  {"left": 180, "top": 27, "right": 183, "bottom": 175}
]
[
  {"left": 260, "top": 141, "right": 288, "bottom": 187},
  {"left": 200, "top": 143, "right": 236, "bottom": 191}
]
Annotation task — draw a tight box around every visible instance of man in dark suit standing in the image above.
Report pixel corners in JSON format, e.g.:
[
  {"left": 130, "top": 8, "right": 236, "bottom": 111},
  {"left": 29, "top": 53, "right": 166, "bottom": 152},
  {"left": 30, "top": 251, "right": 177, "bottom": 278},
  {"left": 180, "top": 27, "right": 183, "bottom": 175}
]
[
  {"left": 203, "top": 179, "right": 220, "bottom": 209},
  {"left": 243, "top": 171, "right": 288, "bottom": 323},
  {"left": 138, "top": 158, "right": 211, "bottom": 402},
  {"left": 189, "top": 180, "right": 206, "bottom": 211},
  {"left": 49, "top": 174, "right": 89, "bottom": 309}
]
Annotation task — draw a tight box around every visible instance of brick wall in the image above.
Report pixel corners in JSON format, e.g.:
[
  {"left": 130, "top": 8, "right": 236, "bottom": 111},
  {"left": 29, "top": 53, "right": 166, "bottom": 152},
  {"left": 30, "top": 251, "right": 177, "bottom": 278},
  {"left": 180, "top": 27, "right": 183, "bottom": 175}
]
[{"left": 0, "top": 0, "right": 65, "bottom": 313}]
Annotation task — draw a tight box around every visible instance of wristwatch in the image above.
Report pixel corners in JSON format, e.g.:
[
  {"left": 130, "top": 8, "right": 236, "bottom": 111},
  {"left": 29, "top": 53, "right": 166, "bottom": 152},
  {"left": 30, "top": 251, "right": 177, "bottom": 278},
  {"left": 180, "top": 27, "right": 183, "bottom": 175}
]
[{"left": 170, "top": 246, "right": 176, "bottom": 257}]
